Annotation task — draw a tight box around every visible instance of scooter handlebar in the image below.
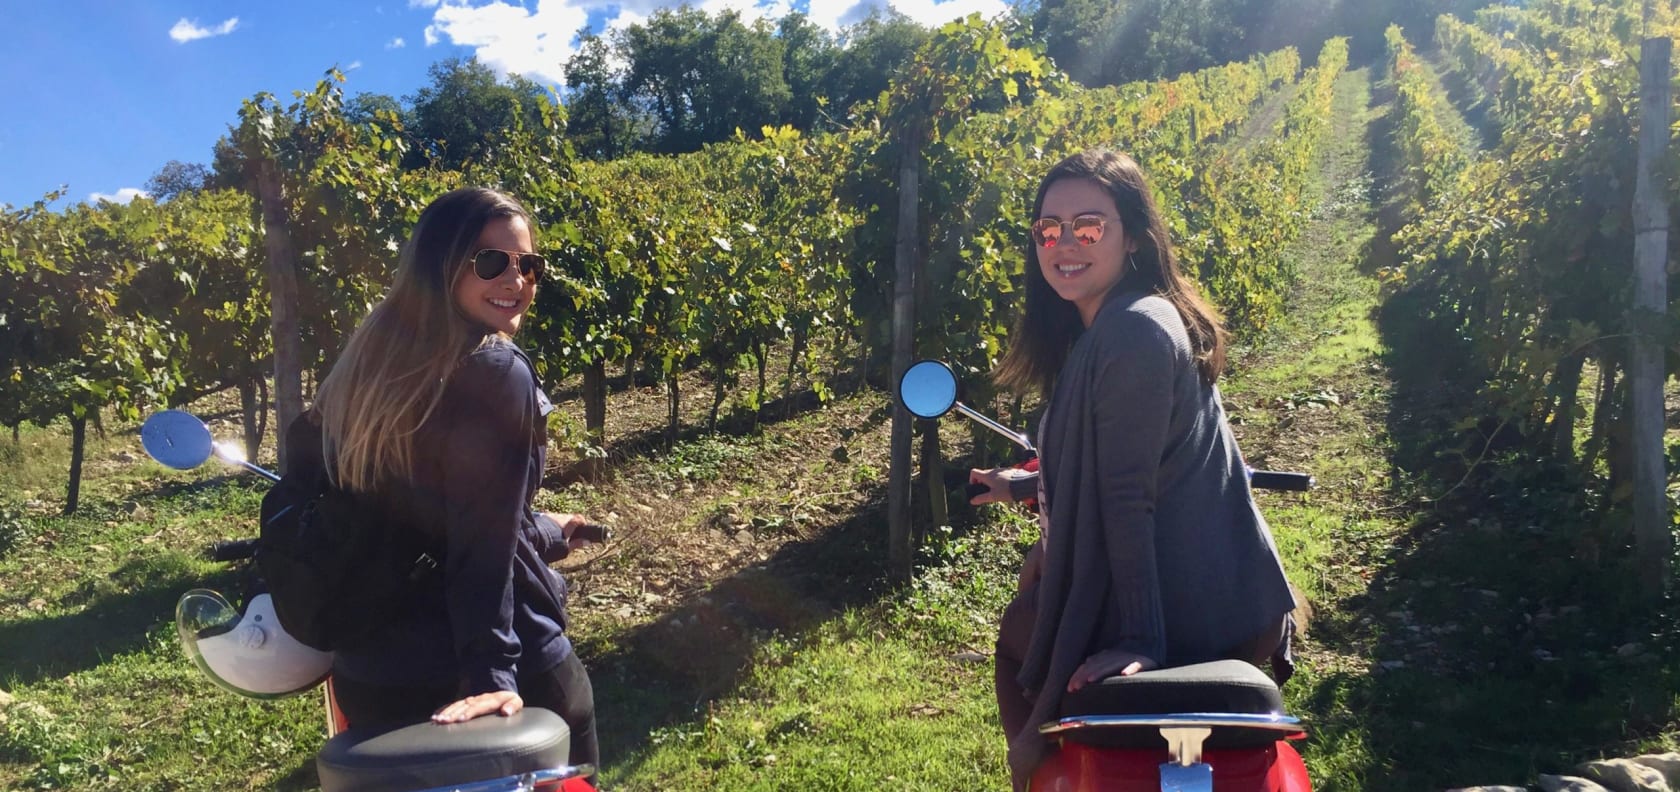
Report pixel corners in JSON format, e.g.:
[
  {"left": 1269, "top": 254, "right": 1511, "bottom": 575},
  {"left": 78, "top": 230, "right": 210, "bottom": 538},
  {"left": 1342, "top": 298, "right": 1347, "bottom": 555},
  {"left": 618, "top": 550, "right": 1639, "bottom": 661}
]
[
  {"left": 963, "top": 465, "right": 1315, "bottom": 502},
  {"left": 208, "top": 538, "right": 259, "bottom": 562},
  {"left": 1248, "top": 470, "right": 1315, "bottom": 491}
]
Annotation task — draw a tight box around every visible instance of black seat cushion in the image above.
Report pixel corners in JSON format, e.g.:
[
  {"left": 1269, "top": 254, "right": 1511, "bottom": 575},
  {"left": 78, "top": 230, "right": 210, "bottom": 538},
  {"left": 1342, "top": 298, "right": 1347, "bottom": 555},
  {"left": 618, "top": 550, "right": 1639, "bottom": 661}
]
[
  {"left": 1054, "top": 660, "right": 1291, "bottom": 750},
  {"left": 317, "top": 708, "right": 571, "bottom": 792}
]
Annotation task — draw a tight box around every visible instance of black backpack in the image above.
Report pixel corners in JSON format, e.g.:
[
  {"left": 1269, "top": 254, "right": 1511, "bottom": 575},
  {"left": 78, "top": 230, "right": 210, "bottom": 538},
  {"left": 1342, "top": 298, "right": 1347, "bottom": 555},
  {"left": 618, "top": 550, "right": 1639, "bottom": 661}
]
[{"left": 256, "top": 411, "right": 444, "bottom": 652}]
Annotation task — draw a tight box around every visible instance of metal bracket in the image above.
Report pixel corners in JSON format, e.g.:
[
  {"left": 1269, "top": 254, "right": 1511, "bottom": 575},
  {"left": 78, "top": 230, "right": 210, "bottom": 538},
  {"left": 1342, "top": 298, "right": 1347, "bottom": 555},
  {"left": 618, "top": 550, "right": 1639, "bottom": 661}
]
[
  {"left": 1158, "top": 726, "right": 1214, "bottom": 792},
  {"left": 1161, "top": 726, "right": 1212, "bottom": 766}
]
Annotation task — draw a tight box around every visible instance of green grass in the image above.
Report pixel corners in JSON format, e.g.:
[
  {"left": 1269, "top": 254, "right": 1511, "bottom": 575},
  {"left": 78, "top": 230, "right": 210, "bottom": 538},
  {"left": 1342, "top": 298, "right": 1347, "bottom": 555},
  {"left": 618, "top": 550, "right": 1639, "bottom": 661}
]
[{"left": 610, "top": 526, "right": 1024, "bottom": 791}]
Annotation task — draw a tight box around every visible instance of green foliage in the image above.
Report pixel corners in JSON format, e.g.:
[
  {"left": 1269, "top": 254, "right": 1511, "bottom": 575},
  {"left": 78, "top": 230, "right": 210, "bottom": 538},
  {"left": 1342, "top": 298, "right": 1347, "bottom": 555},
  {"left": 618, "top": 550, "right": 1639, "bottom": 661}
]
[{"left": 1389, "top": 0, "right": 1679, "bottom": 491}]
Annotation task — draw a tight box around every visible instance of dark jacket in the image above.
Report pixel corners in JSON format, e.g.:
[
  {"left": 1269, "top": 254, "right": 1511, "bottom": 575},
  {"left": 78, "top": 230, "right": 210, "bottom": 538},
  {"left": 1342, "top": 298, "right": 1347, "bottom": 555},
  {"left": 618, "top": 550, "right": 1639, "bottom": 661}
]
[
  {"left": 331, "top": 339, "right": 573, "bottom": 697},
  {"left": 1007, "top": 288, "right": 1296, "bottom": 785}
]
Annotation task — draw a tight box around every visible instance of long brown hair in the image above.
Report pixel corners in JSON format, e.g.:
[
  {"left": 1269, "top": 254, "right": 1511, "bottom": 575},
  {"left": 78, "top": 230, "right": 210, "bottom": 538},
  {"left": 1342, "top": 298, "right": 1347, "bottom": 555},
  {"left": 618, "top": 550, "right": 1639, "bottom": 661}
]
[
  {"left": 313, "top": 187, "right": 534, "bottom": 491},
  {"left": 995, "top": 150, "right": 1227, "bottom": 396}
]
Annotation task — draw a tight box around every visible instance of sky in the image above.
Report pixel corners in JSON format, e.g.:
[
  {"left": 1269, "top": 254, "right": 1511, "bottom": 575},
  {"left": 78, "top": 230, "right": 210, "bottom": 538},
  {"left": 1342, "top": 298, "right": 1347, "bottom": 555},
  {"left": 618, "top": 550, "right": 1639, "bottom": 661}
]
[{"left": 0, "top": 0, "right": 1010, "bottom": 210}]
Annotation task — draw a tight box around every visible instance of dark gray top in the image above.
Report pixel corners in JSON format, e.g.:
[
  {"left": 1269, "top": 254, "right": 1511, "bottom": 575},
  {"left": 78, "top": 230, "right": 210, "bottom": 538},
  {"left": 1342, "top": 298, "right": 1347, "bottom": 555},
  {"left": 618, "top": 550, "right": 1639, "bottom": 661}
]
[
  {"left": 333, "top": 340, "right": 573, "bottom": 696},
  {"left": 1007, "top": 288, "right": 1295, "bottom": 785}
]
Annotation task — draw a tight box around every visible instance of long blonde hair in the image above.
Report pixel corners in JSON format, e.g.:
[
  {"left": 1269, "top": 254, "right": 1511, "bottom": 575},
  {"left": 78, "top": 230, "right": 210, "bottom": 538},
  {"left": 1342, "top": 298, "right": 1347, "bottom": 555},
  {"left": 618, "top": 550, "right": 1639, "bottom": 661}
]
[{"left": 313, "top": 187, "right": 534, "bottom": 492}]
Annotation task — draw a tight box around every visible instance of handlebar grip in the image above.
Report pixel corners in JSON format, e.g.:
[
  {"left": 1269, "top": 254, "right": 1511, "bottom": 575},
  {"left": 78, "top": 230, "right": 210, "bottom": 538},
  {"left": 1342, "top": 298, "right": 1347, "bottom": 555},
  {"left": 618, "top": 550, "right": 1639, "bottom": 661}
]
[
  {"left": 966, "top": 482, "right": 990, "bottom": 501},
  {"left": 1249, "top": 470, "right": 1315, "bottom": 492},
  {"left": 572, "top": 522, "right": 612, "bottom": 544},
  {"left": 208, "top": 539, "right": 259, "bottom": 562}
]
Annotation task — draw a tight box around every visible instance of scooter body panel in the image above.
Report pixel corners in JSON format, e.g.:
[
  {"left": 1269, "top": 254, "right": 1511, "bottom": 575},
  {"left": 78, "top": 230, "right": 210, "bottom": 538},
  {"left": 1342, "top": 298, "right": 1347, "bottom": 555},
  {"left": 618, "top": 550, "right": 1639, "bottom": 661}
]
[{"left": 1029, "top": 741, "right": 1309, "bottom": 792}]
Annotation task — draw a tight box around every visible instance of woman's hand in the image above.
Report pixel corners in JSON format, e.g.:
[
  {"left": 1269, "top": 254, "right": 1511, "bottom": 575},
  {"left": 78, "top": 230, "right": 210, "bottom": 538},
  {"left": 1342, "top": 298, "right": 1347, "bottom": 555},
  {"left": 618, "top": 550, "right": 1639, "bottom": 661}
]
[
  {"left": 1067, "top": 650, "right": 1158, "bottom": 692},
  {"left": 432, "top": 690, "right": 523, "bottom": 724},
  {"left": 969, "top": 467, "right": 1025, "bottom": 505},
  {"left": 540, "top": 512, "right": 601, "bottom": 551}
]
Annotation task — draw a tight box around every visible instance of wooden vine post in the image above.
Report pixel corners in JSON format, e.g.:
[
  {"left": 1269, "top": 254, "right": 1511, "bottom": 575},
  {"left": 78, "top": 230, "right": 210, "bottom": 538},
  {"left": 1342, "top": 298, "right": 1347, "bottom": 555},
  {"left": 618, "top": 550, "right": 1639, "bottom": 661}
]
[
  {"left": 238, "top": 99, "right": 304, "bottom": 471},
  {"left": 888, "top": 127, "right": 923, "bottom": 586},
  {"left": 1630, "top": 29, "right": 1672, "bottom": 600}
]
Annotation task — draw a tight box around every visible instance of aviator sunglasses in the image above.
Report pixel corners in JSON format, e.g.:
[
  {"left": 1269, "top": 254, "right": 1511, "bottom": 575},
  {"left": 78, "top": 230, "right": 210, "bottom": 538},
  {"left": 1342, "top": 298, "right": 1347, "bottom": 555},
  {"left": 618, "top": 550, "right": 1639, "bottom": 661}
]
[
  {"left": 471, "top": 248, "right": 547, "bottom": 281},
  {"left": 1029, "top": 214, "right": 1109, "bottom": 248}
]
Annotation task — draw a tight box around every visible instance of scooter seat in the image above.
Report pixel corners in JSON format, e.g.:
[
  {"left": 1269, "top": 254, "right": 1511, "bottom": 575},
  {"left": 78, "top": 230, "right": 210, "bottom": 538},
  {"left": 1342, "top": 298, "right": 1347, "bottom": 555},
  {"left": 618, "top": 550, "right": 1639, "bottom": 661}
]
[
  {"left": 316, "top": 707, "right": 572, "bottom": 792},
  {"left": 1053, "top": 659, "right": 1294, "bottom": 749}
]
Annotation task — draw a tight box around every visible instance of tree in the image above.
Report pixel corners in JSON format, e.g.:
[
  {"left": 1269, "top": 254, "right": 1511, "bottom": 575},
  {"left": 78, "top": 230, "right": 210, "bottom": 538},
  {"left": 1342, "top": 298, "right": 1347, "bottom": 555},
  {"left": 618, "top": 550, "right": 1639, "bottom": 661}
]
[
  {"left": 777, "top": 13, "right": 839, "bottom": 130},
  {"left": 405, "top": 57, "right": 548, "bottom": 170},
  {"left": 823, "top": 11, "right": 932, "bottom": 118},
  {"left": 344, "top": 91, "right": 403, "bottom": 126},
  {"left": 1032, "top": 0, "right": 1129, "bottom": 86},
  {"left": 144, "top": 160, "right": 211, "bottom": 203},
  {"left": 563, "top": 30, "right": 648, "bottom": 159},
  {"left": 617, "top": 7, "right": 792, "bottom": 153}
]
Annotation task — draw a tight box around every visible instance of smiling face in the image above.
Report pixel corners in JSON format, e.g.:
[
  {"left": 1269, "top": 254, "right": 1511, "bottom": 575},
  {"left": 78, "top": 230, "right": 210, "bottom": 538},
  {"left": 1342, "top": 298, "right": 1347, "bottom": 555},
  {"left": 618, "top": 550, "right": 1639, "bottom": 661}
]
[
  {"left": 452, "top": 215, "right": 537, "bottom": 336},
  {"left": 1036, "top": 177, "right": 1137, "bottom": 327}
]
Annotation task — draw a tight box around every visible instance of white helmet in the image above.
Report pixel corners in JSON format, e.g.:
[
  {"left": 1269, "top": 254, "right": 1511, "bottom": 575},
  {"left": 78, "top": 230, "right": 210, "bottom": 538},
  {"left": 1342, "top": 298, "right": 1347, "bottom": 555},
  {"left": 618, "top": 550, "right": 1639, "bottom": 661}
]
[{"left": 176, "top": 589, "right": 332, "bottom": 699}]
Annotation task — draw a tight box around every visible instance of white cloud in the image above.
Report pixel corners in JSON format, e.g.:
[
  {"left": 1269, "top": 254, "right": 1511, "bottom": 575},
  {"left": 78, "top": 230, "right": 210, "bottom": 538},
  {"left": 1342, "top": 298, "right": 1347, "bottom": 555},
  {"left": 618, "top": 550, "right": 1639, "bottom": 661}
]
[
  {"left": 422, "top": 0, "right": 589, "bottom": 85},
  {"left": 169, "top": 16, "right": 240, "bottom": 43},
  {"left": 412, "top": 0, "right": 1010, "bottom": 87},
  {"left": 90, "top": 188, "right": 150, "bottom": 205},
  {"left": 347, "top": 60, "right": 364, "bottom": 70},
  {"left": 387, "top": 36, "right": 407, "bottom": 48}
]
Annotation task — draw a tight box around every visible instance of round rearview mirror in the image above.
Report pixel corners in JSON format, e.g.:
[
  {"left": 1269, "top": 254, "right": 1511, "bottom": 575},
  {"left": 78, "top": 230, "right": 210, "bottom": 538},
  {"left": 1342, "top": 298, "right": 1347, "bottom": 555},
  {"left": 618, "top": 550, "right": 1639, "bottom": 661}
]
[
  {"left": 899, "top": 359, "right": 959, "bottom": 419},
  {"left": 141, "top": 410, "right": 215, "bottom": 471}
]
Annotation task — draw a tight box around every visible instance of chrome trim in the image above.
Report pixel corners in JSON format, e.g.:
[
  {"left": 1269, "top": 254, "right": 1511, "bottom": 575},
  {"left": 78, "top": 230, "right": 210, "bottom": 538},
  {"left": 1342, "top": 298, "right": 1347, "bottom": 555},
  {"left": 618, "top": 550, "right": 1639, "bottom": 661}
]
[
  {"left": 1039, "top": 712, "right": 1303, "bottom": 736},
  {"left": 954, "top": 402, "right": 1035, "bottom": 452},
  {"left": 409, "top": 764, "right": 594, "bottom": 792}
]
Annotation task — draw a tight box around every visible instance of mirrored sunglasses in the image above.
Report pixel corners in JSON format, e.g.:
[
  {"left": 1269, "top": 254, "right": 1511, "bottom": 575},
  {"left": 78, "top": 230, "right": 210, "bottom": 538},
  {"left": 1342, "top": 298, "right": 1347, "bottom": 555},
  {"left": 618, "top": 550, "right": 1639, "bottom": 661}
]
[
  {"left": 1030, "top": 214, "right": 1109, "bottom": 248},
  {"left": 472, "top": 249, "right": 546, "bottom": 281}
]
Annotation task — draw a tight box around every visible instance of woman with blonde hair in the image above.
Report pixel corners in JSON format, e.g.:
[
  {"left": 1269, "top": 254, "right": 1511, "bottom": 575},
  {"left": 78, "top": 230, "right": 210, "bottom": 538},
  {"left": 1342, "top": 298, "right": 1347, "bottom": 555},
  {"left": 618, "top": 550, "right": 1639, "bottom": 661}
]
[{"left": 303, "top": 186, "right": 598, "bottom": 770}]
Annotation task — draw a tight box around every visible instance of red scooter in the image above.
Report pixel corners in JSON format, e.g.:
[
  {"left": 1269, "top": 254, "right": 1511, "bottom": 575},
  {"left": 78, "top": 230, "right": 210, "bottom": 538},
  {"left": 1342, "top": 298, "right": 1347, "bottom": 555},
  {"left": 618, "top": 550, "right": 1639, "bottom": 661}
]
[
  {"left": 141, "top": 410, "right": 598, "bottom": 792},
  {"left": 898, "top": 360, "right": 1314, "bottom": 792}
]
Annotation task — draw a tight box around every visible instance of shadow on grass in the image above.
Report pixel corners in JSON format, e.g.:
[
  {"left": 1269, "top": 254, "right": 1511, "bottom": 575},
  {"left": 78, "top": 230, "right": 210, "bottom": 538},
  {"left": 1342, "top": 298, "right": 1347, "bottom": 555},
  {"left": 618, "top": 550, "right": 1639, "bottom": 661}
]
[
  {"left": 583, "top": 482, "right": 898, "bottom": 773},
  {"left": 117, "top": 471, "right": 256, "bottom": 506},
  {"left": 273, "top": 756, "right": 321, "bottom": 791},
  {"left": 0, "top": 553, "right": 244, "bottom": 687}
]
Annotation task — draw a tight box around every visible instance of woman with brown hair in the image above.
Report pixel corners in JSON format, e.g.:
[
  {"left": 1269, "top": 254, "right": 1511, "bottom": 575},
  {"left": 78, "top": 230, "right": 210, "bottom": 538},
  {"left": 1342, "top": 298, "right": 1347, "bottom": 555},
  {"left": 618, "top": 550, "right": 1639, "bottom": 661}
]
[
  {"left": 969, "top": 150, "right": 1296, "bottom": 787},
  {"left": 306, "top": 187, "right": 598, "bottom": 770}
]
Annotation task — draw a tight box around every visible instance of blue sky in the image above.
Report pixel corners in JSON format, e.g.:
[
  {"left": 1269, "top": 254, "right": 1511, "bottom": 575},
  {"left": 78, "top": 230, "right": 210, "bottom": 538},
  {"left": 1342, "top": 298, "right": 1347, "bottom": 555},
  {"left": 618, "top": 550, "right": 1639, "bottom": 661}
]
[{"left": 1, "top": 0, "right": 1007, "bottom": 210}]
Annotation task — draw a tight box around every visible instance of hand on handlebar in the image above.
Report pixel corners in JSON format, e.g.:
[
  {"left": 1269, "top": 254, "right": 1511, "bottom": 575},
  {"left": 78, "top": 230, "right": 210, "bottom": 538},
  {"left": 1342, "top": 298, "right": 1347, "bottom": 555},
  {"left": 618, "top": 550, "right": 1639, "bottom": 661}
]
[
  {"left": 541, "top": 512, "right": 612, "bottom": 551},
  {"left": 969, "top": 467, "right": 1029, "bottom": 506}
]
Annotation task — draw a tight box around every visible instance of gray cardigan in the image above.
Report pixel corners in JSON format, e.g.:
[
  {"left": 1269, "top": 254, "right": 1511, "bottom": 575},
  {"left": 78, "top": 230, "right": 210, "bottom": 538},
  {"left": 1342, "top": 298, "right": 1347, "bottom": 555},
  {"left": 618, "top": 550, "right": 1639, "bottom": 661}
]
[{"left": 1007, "top": 289, "right": 1296, "bottom": 786}]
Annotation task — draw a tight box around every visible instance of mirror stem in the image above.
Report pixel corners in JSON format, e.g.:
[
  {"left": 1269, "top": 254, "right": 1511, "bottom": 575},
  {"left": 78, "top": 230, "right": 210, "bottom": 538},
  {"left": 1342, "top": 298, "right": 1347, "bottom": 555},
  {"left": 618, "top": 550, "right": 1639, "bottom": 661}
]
[
  {"left": 953, "top": 402, "right": 1034, "bottom": 452},
  {"left": 238, "top": 461, "right": 283, "bottom": 483},
  {"left": 210, "top": 446, "right": 282, "bottom": 482}
]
